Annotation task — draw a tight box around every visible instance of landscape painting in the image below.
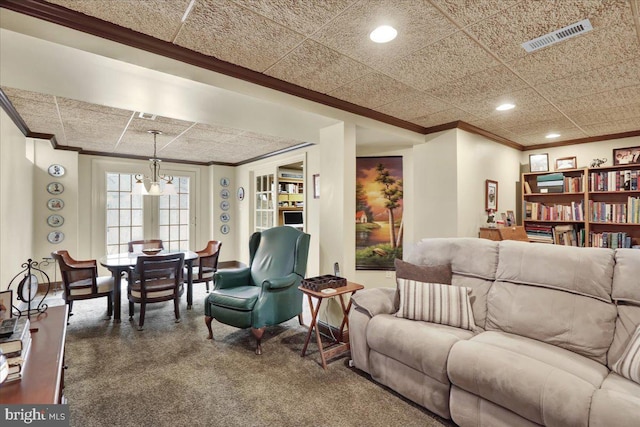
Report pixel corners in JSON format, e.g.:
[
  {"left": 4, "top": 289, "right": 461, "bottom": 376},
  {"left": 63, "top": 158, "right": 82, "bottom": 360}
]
[{"left": 356, "top": 156, "right": 403, "bottom": 270}]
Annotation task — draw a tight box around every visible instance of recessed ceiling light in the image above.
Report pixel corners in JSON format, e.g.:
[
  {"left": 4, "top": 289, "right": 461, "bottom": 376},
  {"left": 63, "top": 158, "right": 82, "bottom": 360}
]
[
  {"left": 370, "top": 25, "right": 397, "bottom": 43},
  {"left": 546, "top": 133, "right": 561, "bottom": 139},
  {"left": 496, "top": 103, "right": 515, "bottom": 111}
]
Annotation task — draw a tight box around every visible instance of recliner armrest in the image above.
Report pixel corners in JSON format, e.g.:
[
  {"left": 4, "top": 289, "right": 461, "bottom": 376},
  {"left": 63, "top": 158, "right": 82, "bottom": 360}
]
[
  {"left": 351, "top": 287, "right": 398, "bottom": 318},
  {"left": 261, "top": 273, "right": 299, "bottom": 290},
  {"left": 214, "top": 268, "right": 251, "bottom": 289}
]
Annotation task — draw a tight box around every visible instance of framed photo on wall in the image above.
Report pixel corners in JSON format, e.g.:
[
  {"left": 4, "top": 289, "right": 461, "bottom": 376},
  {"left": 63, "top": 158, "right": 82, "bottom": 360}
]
[
  {"left": 529, "top": 153, "right": 549, "bottom": 172},
  {"left": 613, "top": 146, "right": 640, "bottom": 165},
  {"left": 485, "top": 180, "right": 498, "bottom": 212},
  {"left": 555, "top": 156, "right": 577, "bottom": 170}
]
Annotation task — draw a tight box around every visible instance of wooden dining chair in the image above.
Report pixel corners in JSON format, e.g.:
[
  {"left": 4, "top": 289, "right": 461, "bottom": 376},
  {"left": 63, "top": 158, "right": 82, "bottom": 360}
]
[
  {"left": 127, "top": 252, "right": 185, "bottom": 330},
  {"left": 191, "top": 241, "right": 222, "bottom": 292},
  {"left": 127, "top": 239, "right": 164, "bottom": 253},
  {"left": 51, "top": 250, "right": 114, "bottom": 322}
]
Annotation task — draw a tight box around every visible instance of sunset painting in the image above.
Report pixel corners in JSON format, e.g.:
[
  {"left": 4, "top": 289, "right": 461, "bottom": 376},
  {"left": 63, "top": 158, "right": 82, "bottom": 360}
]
[{"left": 356, "top": 156, "right": 403, "bottom": 270}]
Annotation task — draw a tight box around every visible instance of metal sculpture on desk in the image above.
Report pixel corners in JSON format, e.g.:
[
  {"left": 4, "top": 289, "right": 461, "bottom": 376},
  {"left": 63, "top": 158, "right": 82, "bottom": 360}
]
[{"left": 7, "top": 259, "right": 50, "bottom": 319}]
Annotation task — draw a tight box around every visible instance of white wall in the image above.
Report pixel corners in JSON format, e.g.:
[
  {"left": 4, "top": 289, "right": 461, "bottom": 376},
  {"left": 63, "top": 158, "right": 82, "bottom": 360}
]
[
  {"left": 522, "top": 135, "right": 640, "bottom": 170},
  {"left": 33, "top": 140, "right": 79, "bottom": 282},
  {"left": 0, "top": 110, "right": 34, "bottom": 299},
  {"left": 457, "top": 129, "right": 522, "bottom": 236}
]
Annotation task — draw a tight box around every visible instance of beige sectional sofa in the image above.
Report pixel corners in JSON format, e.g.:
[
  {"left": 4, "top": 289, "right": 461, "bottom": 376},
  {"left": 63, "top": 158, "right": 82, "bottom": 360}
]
[{"left": 349, "top": 238, "right": 640, "bottom": 426}]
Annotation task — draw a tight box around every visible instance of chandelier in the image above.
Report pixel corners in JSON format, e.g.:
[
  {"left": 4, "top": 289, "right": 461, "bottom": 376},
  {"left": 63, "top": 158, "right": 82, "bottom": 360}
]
[{"left": 131, "top": 130, "right": 177, "bottom": 196}]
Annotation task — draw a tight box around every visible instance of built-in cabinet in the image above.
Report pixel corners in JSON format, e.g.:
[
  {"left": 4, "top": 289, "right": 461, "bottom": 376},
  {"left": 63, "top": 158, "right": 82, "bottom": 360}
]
[
  {"left": 521, "top": 165, "right": 640, "bottom": 247},
  {"left": 277, "top": 169, "right": 304, "bottom": 227}
]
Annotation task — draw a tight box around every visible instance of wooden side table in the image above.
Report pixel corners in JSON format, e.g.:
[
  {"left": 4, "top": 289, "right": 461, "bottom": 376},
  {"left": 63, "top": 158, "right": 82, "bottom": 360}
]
[
  {"left": 299, "top": 281, "right": 364, "bottom": 370},
  {"left": 479, "top": 226, "right": 529, "bottom": 242}
]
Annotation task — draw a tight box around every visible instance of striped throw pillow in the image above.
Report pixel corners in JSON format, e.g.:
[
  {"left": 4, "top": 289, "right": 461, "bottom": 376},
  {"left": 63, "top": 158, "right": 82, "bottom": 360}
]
[
  {"left": 396, "top": 279, "right": 476, "bottom": 330},
  {"left": 612, "top": 324, "right": 640, "bottom": 384}
]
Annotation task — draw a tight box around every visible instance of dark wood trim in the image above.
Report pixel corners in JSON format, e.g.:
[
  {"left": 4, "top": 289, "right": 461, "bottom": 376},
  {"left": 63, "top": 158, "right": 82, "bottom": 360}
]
[
  {"left": 77, "top": 149, "right": 210, "bottom": 166},
  {"left": 523, "top": 130, "right": 640, "bottom": 151},
  {"left": 0, "top": 0, "right": 427, "bottom": 135},
  {"left": 422, "top": 121, "right": 460, "bottom": 134},
  {"left": 457, "top": 121, "right": 525, "bottom": 151},
  {"left": 233, "top": 142, "right": 315, "bottom": 166},
  {"left": 0, "top": 87, "right": 30, "bottom": 135}
]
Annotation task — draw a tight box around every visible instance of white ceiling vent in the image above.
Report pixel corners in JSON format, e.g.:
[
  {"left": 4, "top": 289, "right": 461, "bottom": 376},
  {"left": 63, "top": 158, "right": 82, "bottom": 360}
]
[
  {"left": 138, "top": 112, "right": 157, "bottom": 120},
  {"left": 522, "top": 19, "right": 593, "bottom": 53}
]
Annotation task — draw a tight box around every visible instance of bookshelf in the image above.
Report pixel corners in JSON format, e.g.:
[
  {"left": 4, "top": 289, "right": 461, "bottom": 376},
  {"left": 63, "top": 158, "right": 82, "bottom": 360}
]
[
  {"left": 277, "top": 174, "right": 304, "bottom": 226},
  {"left": 522, "top": 166, "right": 640, "bottom": 248},
  {"left": 587, "top": 164, "right": 640, "bottom": 248}
]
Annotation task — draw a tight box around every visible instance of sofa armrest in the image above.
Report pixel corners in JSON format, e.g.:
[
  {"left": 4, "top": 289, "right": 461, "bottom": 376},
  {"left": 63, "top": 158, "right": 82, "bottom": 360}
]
[
  {"left": 351, "top": 287, "right": 398, "bottom": 318},
  {"left": 213, "top": 267, "right": 251, "bottom": 290},
  {"left": 262, "top": 273, "right": 298, "bottom": 290}
]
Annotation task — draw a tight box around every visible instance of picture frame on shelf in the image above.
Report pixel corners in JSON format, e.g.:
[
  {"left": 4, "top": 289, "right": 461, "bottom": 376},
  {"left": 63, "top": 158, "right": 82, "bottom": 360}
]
[
  {"left": 485, "top": 180, "right": 498, "bottom": 211},
  {"left": 0, "top": 289, "right": 12, "bottom": 320},
  {"left": 313, "top": 174, "right": 320, "bottom": 199},
  {"left": 613, "top": 146, "right": 640, "bottom": 165},
  {"left": 506, "top": 210, "right": 516, "bottom": 226},
  {"left": 529, "top": 153, "right": 549, "bottom": 172},
  {"left": 555, "top": 156, "right": 577, "bottom": 170}
]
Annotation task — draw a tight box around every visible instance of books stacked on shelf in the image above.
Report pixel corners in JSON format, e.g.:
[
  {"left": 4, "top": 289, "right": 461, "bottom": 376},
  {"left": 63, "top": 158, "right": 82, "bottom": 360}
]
[
  {"left": 590, "top": 169, "right": 639, "bottom": 191},
  {"left": 589, "top": 232, "right": 634, "bottom": 248},
  {"left": 589, "top": 197, "right": 640, "bottom": 223},
  {"left": 524, "top": 200, "right": 584, "bottom": 221},
  {"left": 553, "top": 224, "right": 584, "bottom": 247},
  {"left": 0, "top": 317, "right": 31, "bottom": 383},
  {"left": 525, "top": 224, "right": 554, "bottom": 243},
  {"left": 536, "top": 172, "right": 564, "bottom": 193}
]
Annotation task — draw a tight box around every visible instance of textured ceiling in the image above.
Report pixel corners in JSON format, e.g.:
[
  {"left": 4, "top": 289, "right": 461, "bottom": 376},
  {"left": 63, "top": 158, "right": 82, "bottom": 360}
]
[{"left": 2, "top": 0, "right": 640, "bottom": 164}]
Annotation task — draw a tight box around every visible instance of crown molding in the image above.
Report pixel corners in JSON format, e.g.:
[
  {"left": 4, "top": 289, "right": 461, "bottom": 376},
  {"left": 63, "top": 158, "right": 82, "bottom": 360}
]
[{"left": 522, "top": 130, "right": 640, "bottom": 151}]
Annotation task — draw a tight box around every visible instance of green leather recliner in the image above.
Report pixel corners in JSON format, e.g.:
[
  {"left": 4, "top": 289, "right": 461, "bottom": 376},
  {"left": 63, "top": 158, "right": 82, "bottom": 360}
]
[{"left": 204, "top": 226, "right": 310, "bottom": 354}]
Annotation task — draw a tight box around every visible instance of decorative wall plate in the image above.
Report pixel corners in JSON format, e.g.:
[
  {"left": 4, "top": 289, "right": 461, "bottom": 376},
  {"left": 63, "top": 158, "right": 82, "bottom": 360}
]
[
  {"left": 220, "top": 200, "right": 230, "bottom": 211},
  {"left": 48, "top": 164, "right": 66, "bottom": 177},
  {"left": 220, "top": 213, "right": 230, "bottom": 223},
  {"left": 237, "top": 186, "right": 245, "bottom": 201},
  {"left": 47, "top": 214, "right": 64, "bottom": 227},
  {"left": 47, "top": 198, "right": 64, "bottom": 211},
  {"left": 47, "top": 182, "right": 64, "bottom": 195},
  {"left": 220, "top": 189, "right": 230, "bottom": 199},
  {"left": 220, "top": 224, "right": 230, "bottom": 234},
  {"left": 47, "top": 231, "right": 65, "bottom": 244},
  {"left": 220, "top": 177, "right": 230, "bottom": 187}
]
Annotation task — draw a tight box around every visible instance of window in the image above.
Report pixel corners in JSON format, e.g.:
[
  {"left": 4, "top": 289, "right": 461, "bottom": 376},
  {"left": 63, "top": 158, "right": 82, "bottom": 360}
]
[
  {"left": 255, "top": 173, "right": 275, "bottom": 232},
  {"left": 106, "top": 173, "right": 143, "bottom": 255},
  {"left": 106, "top": 173, "right": 190, "bottom": 254},
  {"left": 159, "top": 176, "right": 190, "bottom": 250}
]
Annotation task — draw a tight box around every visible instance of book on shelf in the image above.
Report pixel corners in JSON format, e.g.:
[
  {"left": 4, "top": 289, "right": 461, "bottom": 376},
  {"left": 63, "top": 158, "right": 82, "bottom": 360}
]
[
  {"left": 0, "top": 317, "right": 30, "bottom": 355},
  {"left": 590, "top": 169, "right": 639, "bottom": 191},
  {"left": 523, "top": 200, "right": 584, "bottom": 221},
  {"left": 537, "top": 172, "right": 565, "bottom": 182},
  {"left": 589, "top": 232, "right": 633, "bottom": 249},
  {"left": 524, "top": 224, "right": 554, "bottom": 244},
  {"left": 589, "top": 197, "right": 640, "bottom": 224},
  {"left": 553, "top": 224, "right": 579, "bottom": 246},
  {"left": 524, "top": 181, "right": 532, "bottom": 194}
]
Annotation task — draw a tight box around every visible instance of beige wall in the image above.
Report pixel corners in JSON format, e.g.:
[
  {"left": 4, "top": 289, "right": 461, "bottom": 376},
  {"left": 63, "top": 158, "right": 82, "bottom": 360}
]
[
  {"left": 457, "top": 129, "right": 522, "bottom": 236},
  {"left": 522, "top": 135, "right": 640, "bottom": 170},
  {"left": 0, "top": 110, "right": 34, "bottom": 299}
]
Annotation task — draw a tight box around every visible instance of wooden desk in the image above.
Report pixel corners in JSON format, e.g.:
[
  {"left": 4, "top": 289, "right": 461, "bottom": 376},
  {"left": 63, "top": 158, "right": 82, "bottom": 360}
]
[
  {"left": 0, "top": 305, "right": 68, "bottom": 404},
  {"left": 299, "top": 282, "right": 364, "bottom": 370},
  {"left": 479, "top": 226, "right": 529, "bottom": 242}
]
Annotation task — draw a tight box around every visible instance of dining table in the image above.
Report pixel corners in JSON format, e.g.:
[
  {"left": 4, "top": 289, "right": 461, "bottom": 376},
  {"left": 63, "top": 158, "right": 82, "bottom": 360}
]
[{"left": 99, "top": 250, "right": 199, "bottom": 322}]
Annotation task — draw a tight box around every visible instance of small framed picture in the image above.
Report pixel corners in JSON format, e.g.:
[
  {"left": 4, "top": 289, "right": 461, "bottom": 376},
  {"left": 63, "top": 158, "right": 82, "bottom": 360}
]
[
  {"left": 0, "top": 290, "right": 13, "bottom": 320},
  {"left": 313, "top": 174, "right": 320, "bottom": 199},
  {"left": 506, "top": 210, "right": 516, "bottom": 226},
  {"left": 613, "top": 146, "right": 640, "bottom": 165},
  {"left": 529, "top": 153, "right": 549, "bottom": 172},
  {"left": 555, "top": 156, "right": 577, "bottom": 170},
  {"left": 485, "top": 180, "right": 498, "bottom": 211}
]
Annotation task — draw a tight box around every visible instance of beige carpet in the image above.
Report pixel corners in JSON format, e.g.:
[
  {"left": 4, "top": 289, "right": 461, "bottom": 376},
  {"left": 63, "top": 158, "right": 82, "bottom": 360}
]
[{"left": 57, "top": 286, "right": 452, "bottom": 427}]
